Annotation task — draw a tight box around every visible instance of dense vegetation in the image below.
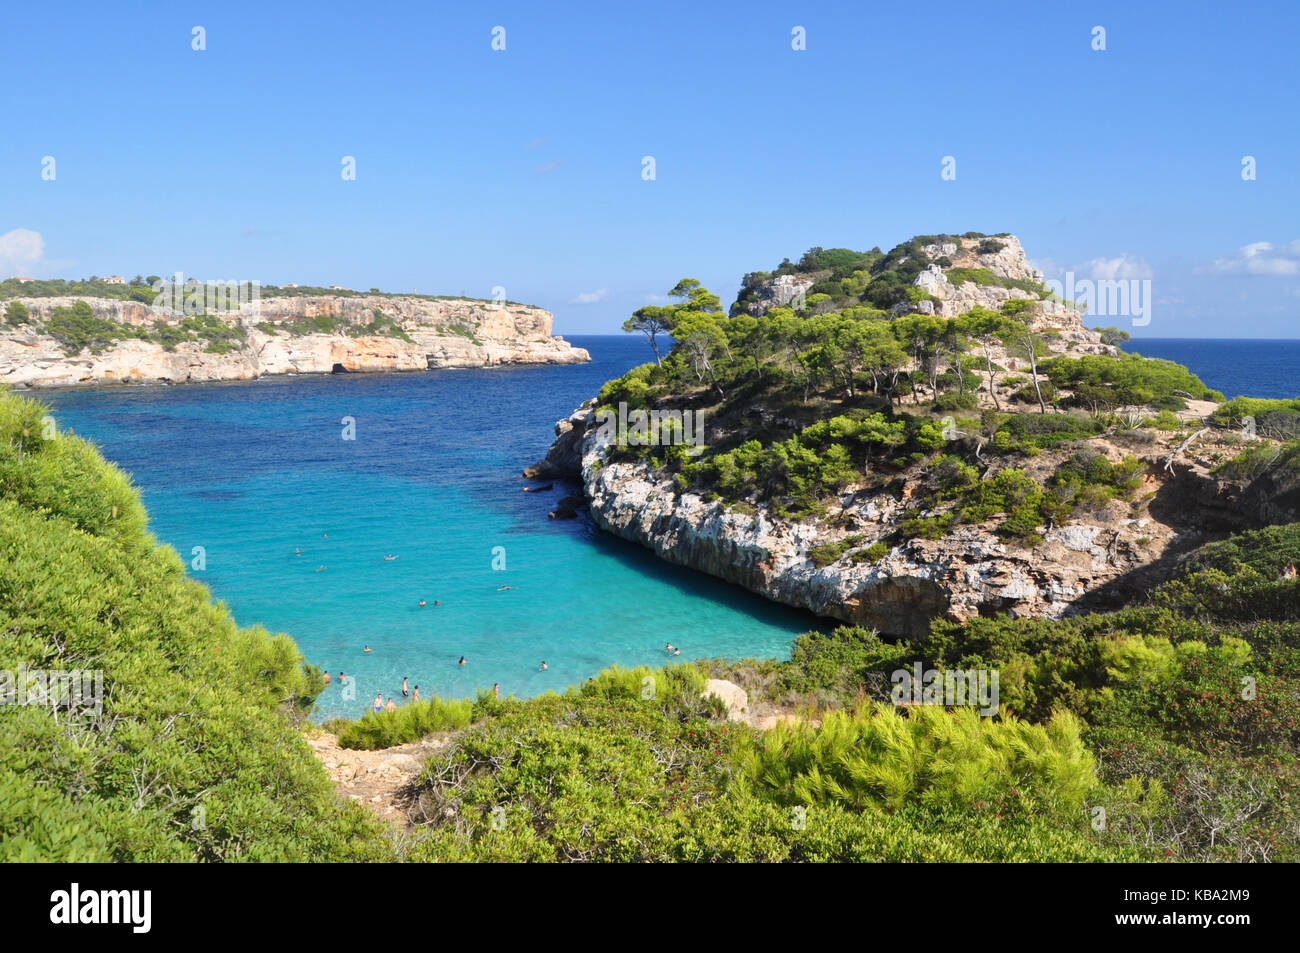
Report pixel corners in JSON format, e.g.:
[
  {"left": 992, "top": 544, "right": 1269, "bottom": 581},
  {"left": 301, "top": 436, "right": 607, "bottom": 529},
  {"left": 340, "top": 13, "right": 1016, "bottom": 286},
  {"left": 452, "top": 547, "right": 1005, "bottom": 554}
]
[
  {"left": 0, "top": 390, "right": 391, "bottom": 860},
  {"left": 607, "top": 268, "right": 1229, "bottom": 538}
]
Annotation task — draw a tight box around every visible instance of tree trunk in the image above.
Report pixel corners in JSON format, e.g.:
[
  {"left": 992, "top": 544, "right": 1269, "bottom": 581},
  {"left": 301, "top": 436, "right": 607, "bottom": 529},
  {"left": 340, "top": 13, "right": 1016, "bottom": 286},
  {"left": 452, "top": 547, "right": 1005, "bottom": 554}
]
[
  {"left": 1024, "top": 335, "right": 1047, "bottom": 414},
  {"left": 982, "top": 340, "right": 1001, "bottom": 412}
]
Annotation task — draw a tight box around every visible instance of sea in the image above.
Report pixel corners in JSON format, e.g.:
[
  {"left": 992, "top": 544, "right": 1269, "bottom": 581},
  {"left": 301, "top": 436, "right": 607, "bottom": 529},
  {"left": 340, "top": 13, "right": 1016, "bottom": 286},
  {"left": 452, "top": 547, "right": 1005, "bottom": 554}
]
[{"left": 40, "top": 335, "right": 1300, "bottom": 718}]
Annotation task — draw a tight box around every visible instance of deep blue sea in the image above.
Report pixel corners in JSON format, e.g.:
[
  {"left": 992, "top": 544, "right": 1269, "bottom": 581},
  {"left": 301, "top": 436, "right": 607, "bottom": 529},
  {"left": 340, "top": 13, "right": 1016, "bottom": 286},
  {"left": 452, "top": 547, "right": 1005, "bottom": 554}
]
[
  {"left": 39, "top": 335, "right": 1300, "bottom": 718},
  {"left": 42, "top": 336, "right": 821, "bottom": 718}
]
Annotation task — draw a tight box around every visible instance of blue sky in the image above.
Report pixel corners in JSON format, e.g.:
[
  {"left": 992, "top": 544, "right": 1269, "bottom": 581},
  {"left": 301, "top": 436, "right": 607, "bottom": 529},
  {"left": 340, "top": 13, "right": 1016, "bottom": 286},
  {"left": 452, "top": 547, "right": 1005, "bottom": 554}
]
[{"left": 2, "top": 0, "right": 1298, "bottom": 337}]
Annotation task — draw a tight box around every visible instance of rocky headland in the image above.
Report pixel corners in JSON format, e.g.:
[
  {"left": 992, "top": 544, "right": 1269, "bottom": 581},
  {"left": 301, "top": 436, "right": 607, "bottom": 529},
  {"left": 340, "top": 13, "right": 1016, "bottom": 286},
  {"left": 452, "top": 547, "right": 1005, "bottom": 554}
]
[
  {"left": 530, "top": 234, "right": 1298, "bottom": 636},
  {"left": 0, "top": 292, "right": 588, "bottom": 388}
]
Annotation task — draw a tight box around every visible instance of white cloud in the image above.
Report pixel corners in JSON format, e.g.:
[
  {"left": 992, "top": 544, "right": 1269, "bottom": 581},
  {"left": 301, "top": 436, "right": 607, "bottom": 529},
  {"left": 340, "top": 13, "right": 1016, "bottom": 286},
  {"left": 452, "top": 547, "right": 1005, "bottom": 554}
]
[
  {"left": 0, "top": 228, "right": 45, "bottom": 277},
  {"left": 535, "top": 160, "right": 561, "bottom": 174},
  {"left": 1027, "top": 257, "right": 1061, "bottom": 279},
  {"left": 570, "top": 288, "right": 608, "bottom": 305},
  {"left": 1074, "top": 254, "right": 1153, "bottom": 280},
  {"left": 1210, "top": 240, "right": 1300, "bottom": 276}
]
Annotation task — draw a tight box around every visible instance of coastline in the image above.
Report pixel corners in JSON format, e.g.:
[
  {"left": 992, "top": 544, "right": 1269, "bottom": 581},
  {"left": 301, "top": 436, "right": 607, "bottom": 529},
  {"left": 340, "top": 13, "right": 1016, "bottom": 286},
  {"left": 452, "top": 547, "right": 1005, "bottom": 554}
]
[{"left": 0, "top": 292, "right": 591, "bottom": 389}]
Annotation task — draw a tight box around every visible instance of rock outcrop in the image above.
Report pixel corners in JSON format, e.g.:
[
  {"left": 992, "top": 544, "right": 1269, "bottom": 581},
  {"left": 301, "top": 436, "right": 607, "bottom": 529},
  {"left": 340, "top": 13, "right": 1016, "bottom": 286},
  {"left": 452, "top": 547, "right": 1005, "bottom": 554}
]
[
  {"left": 734, "top": 272, "right": 824, "bottom": 316},
  {"left": 0, "top": 293, "right": 588, "bottom": 388},
  {"left": 533, "top": 403, "right": 1265, "bottom": 637}
]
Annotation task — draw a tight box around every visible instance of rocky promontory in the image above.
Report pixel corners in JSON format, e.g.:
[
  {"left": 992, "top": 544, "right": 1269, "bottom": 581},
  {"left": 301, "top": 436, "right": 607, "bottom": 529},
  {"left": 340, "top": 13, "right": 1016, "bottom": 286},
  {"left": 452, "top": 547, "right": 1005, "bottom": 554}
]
[
  {"left": 530, "top": 233, "right": 1292, "bottom": 636},
  {"left": 0, "top": 292, "right": 588, "bottom": 388}
]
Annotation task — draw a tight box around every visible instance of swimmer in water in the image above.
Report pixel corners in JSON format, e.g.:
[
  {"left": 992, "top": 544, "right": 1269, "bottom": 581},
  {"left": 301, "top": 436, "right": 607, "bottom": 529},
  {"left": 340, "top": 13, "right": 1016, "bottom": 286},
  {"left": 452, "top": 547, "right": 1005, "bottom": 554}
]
[
  {"left": 418, "top": 599, "right": 427, "bottom": 607},
  {"left": 539, "top": 661, "right": 548, "bottom": 672},
  {"left": 295, "top": 548, "right": 301, "bottom": 556},
  {"left": 385, "top": 697, "right": 397, "bottom": 713},
  {"left": 363, "top": 645, "right": 372, "bottom": 654},
  {"left": 458, "top": 656, "right": 467, "bottom": 666},
  {"left": 434, "top": 600, "right": 441, "bottom": 606},
  {"left": 493, "top": 683, "right": 499, "bottom": 699},
  {"left": 384, "top": 554, "right": 398, "bottom": 561},
  {"left": 665, "top": 643, "right": 675, "bottom": 654},
  {"left": 401, "top": 677, "right": 409, "bottom": 698},
  {"left": 315, "top": 565, "right": 326, "bottom": 572},
  {"left": 672, "top": 648, "right": 680, "bottom": 657},
  {"left": 322, "top": 533, "right": 328, "bottom": 539},
  {"left": 497, "top": 585, "right": 514, "bottom": 591},
  {"left": 322, "top": 671, "right": 331, "bottom": 685},
  {"left": 372, "top": 693, "right": 383, "bottom": 713}
]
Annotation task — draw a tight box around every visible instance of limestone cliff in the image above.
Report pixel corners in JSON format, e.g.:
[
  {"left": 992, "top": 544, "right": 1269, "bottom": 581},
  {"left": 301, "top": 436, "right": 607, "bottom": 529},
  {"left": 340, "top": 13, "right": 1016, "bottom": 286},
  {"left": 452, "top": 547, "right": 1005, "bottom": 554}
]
[{"left": 0, "top": 293, "right": 588, "bottom": 388}]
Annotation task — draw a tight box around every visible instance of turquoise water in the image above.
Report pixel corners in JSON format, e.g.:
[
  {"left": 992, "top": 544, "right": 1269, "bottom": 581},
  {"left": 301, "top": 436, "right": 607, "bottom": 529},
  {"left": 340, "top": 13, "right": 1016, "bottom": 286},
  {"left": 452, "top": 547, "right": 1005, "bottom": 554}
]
[{"left": 42, "top": 336, "right": 819, "bottom": 718}]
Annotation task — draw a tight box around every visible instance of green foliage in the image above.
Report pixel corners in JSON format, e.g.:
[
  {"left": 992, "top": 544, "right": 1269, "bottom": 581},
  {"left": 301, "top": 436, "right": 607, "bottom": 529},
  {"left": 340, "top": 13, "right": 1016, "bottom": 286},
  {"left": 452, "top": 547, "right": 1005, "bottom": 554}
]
[
  {"left": 3, "top": 301, "right": 29, "bottom": 326},
  {"left": 1093, "top": 325, "right": 1131, "bottom": 345},
  {"left": 733, "top": 703, "right": 1097, "bottom": 820},
  {"left": 337, "top": 696, "right": 475, "bottom": 749},
  {"left": 42, "top": 300, "right": 151, "bottom": 354},
  {"left": 1045, "top": 353, "right": 1224, "bottom": 411},
  {"left": 1210, "top": 397, "right": 1300, "bottom": 440}
]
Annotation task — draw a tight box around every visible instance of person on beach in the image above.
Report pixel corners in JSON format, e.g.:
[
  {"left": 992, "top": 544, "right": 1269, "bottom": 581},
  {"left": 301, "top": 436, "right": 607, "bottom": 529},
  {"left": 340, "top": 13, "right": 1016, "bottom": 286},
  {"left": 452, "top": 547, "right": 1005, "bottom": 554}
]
[
  {"left": 458, "top": 656, "right": 467, "bottom": 666},
  {"left": 401, "top": 677, "right": 409, "bottom": 698},
  {"left": 1282, "top": 561, "right": 1297, "bottom": 579},
  {"left": 413, "top": 686, "right": 420, "bottom": 701},
  {"left": 372, "top": 693, "right": 383, "bottom": 713},
  {"left": 493, "top": 683, "right": 499, "bottom": 699},
  {"left": 385, "top": 697, "right": 397, "bottom": 713}
]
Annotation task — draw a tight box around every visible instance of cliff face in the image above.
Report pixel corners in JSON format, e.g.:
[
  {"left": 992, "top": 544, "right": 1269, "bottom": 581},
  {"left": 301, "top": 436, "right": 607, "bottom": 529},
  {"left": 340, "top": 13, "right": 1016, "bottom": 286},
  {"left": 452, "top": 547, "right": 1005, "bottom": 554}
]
[
  {"left": 536, "top": 403, "right": 1272, "bottom": 637},
  {"left": 0, "top": 294, "right": 588, "bottom": 387}
]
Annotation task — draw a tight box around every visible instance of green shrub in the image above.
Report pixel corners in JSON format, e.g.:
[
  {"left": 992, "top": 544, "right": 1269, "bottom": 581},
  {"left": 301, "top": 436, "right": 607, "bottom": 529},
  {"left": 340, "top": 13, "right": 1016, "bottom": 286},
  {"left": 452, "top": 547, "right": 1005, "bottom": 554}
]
[{"left": 336, "top": 696, "right": 474, "bottom": 749}]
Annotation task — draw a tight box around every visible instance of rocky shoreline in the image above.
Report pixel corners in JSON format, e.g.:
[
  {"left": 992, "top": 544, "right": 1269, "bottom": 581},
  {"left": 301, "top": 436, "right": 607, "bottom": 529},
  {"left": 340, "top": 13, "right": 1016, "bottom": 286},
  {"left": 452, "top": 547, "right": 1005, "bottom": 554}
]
[
  {"left": 0, "top": 293, "right": 589, "bottom": 388},
  {"left": 529, "top": 400, "right": 1282, "bottom": 637}
]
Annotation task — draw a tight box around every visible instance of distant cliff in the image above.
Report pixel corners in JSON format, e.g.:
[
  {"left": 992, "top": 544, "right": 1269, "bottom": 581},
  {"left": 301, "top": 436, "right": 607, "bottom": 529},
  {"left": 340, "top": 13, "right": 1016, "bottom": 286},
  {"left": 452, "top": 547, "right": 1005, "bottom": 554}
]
[{"left": 0, "top": 293, "right": 589, "bottom": 387}]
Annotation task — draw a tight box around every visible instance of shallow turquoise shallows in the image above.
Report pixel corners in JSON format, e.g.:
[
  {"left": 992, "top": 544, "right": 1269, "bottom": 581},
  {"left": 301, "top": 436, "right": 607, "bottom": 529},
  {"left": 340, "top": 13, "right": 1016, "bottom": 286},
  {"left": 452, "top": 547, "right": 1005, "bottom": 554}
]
[{"left": 42, "top": 336, "right": 820, "bottom": 718}]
